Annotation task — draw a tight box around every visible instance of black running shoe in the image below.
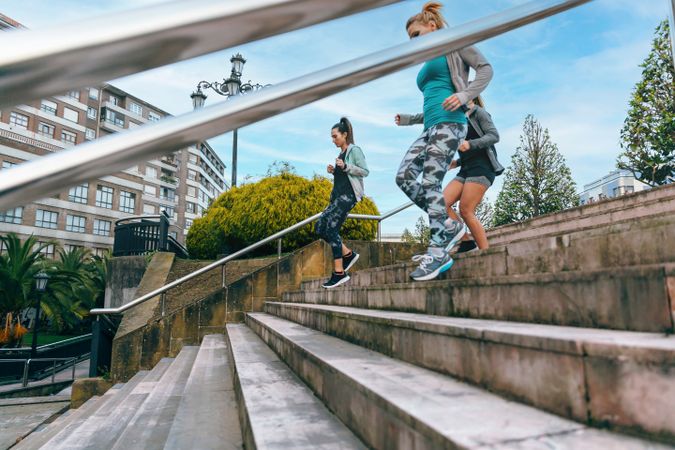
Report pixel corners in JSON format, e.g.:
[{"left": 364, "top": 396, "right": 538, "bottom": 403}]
[
  {"left": 322, "top": 271, "right": 351, "bottom": 289},
  {"left": 342, "top": 251, "right": 360, "bottom": 271},
  {"left": 456, "top": 240, "right": 478, "bottom": 254}
]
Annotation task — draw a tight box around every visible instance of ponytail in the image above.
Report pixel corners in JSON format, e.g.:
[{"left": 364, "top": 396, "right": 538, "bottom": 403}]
[
  {"left": 406, "top": 1, "right": 447, "bottom": 31},
  {"left": 332, "top": 117, "right": 354, "bottom": 145}
]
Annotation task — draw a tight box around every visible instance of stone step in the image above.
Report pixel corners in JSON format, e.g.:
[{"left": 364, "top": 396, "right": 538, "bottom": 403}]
[
  {"left": 287, "top": 263, "right": 675, "bottom": 333},
  {"left": 225, "top": 323, "right": 366, "bottom": 449},
  {"left": 487, "top": 184, "right": 675, "bottom": 247},
  {"left": 246, "top": 313, "right": 670, "bottom": 450},
  {"left": 31, "top": 370, "right": 148, "bottom": 450},
  {"left": 48, "top": 359, "right": 171, "bottom": 450},
  {"left": 13, "top": 394, "right": 104, "bottom": 449},
  {"left": 265, "top": 302, "right": 675, "bottom": 442},
  {"left": 164, "top": 334, "right": 243, "bottom": 450},
  {"left": 110, "top": 347, "right": 199, "bottom": 450},
  {"left": 302, "top": 213, "right": 675, "bottom": 291}
]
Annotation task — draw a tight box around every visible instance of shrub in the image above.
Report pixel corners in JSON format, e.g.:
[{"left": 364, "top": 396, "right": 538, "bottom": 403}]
[{"left": 187, "top": 173, "right": 379, "bottom": 259}]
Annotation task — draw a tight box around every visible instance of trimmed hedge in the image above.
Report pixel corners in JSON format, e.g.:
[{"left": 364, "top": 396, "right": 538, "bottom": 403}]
[{"left": 186, "top": 173, "right": 379, "bottom": 259}]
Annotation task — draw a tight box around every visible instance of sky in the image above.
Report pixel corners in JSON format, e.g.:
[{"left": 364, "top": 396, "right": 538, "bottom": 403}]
[{"left": 1, "top": 0, "right": 670, "bottom": 234}]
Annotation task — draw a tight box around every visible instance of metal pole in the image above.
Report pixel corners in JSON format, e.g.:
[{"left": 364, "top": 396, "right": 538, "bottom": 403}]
[
  {"left": 30, "top": 296, "right": 40, "bottom": 359},
  {"left": 51, "top": 361, "right": 56, "bottom": 383},
  {"left": 669, "top": 0, "right": 675, "bottom": 73},
  {"left": 161, "top": 292, "right": 166, "bottom": 317},
  {"left": 232, "top": 129, "right": 238, "bottom": 187},
  {"left": 278, "top": 238, "right": 282, "bottom": 259},
  {"left": 22, "top": 360, "right": 30, "bottom": 387},
  {"left": 377, "top": 221, "right": 382, "bottom": 243},
  {"left": 72, "top": 358, "right": 76, "bottom": 380},
  {"left": 221, "top": 264, "right": 226, "bottom": 288}
]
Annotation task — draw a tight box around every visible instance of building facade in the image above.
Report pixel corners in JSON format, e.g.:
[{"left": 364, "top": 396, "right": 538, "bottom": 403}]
[
  {"left": 0, "top": 15, "right": 228, "bottom": 256},
  {"left": 579, "top": 169, "right": 650, "bottom": 205}
]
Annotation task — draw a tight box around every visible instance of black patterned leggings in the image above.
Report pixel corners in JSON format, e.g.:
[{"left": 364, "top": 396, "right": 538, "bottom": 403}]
[{"left": 315, "top": 192, "right": 357, "bottom": 259}]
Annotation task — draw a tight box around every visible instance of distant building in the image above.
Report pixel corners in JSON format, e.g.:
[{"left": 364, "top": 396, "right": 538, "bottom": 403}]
[
  {"left": 0, "top": 15, "right": 228, "bottom": 256},
  {"left": 579, "top": 169, "right": 650, "bottom": 205}
]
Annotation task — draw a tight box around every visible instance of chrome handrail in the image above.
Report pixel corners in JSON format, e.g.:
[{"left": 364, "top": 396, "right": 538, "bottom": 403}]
[
  {"left": 0, "top": 333, "right": 91, "bottom": 353},
  {"left": 0, "top": 355, "right": 87, "bottom": 387},
  {"left": 90, "top": 201, "right": 415, "bottom": 316},
  {"left": 0, "top": 0, "right": 593, "bottom": 211},
  {"left": 0, "top": 0, "right": 399, "bottom": 109}
]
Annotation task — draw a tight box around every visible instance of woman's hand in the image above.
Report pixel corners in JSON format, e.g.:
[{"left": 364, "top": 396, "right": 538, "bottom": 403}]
[
  {"left": 442, "top": 94, "right": 462, "bottom": 111},
  {"left": 336, "top": 158, "right": 345, "bottom": 169},
  {"left": 459, "top": 140, "right": 471, "bottom": 152},
  {"left": 327, "top": 164, "right": 334, "bottom": 174},
  {"left": 449, "top": 159, "right": 458, "bottom": 170},
  {"left": 394, "top": 114, "right": 401, "bottom": 126}
]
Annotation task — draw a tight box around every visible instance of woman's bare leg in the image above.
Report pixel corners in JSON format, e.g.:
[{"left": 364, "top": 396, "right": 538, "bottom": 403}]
[{"left": 459, "top": 182, "right": 489, "bottom": 249}]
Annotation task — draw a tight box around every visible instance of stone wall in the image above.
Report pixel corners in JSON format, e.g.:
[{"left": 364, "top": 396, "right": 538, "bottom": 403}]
[{"left": 104, "top": 255, "right": 148, "bottom": 309}]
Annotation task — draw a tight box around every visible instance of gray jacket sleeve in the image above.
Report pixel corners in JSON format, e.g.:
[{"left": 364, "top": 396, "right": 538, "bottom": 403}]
[
  {"left": 344, "top": 146, "right": 369, "bottom": 177},
  {"left": 467, "top": 108, "right": 499, "bottom": 151},
  {"left": 398, "top": 113, "right": 424, "bottom": 126},
  {"left": 455, "top": 46, "right": 493, "bottom": 106}
]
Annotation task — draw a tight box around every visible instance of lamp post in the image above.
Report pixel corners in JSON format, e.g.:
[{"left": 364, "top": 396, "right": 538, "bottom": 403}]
[
  {"left": 191, "top": 53, "right": 269, "bottom": 187},
  {"left": 31, "top": 271, "right": 49, "bottom": 358}
]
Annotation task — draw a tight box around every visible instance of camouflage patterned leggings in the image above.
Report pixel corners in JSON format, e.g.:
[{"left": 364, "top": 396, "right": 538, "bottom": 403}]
[
  {"left": 395, "top": 122, "right": 467, "bottom": 247},
  {"left": 315, "top": 192, "right": 357, "bottom": 259}
]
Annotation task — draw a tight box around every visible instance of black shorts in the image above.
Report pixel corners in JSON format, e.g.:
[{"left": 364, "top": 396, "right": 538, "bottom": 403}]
[{"left": 455, "top": 165, "right": 496, "bottom": 188}]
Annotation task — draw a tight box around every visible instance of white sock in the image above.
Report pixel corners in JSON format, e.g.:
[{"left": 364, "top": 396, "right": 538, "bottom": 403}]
[{"left": 428, "top": 247, "right": 445, "bottom": 257}]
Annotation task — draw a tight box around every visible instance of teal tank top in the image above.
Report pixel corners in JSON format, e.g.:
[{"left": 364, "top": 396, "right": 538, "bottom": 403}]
[{"left": 417, "top": 56, "right": 467, "bottom": 130}]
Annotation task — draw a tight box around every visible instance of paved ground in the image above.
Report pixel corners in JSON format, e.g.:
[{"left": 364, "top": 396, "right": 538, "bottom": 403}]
[
  {"left": 0, "top": 359, "right": 89, "bottom": 394},
  {"left": 0, "top": 396, "right": 69, "bottom": 449}
]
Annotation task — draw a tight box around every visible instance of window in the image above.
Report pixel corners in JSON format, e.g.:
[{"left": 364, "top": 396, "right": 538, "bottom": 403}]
[
  {"left": 186, "top": 202, "right": 195, "bottom": 214},
  {"left": 61, "top": 130, "right": 77, "bottom": 144},
  {"left": 9, "top": 112, "right": 29, "bottom": 129},
  {"left": 64, "top": 244, "right": 83, "bottom": 252},
  {"left": 2, "top": 161, "right": 16, "bottom": 170},
  {"left": 66, "top": 215, "right": 86, "bottom": 233},
  {"left": 148, "top": 111, "right": 161, "bottom": 122},
  {"left": 160, "top": 187, "right": 175, "bottom": 202},
  {"left": 103, "top": 109, "right": 124, "bottom": 127},
  {"left": 63, "top": 107, "right": 79, "bottom": 123},
  {"left": 37, "top": 122, "right": 55, "bottom": 138},
  {"left": 129, "top": 102, "right": 142, "bottom": 116},
  {"left": 119, "top": 190, "right": 136, "bottom": 213},
  {"left": 37, "top": 242, "right": 56, "bottom": 259},
  {"left": 89, "top": 88, "right": 99, "bottom": 100},
  {"left": 169, "top": 231, "right": 177, "bottom": 240},
  {"left": 188, "top": 169, "right": 197, "bottom": 181},
  {"left": 35, "top": 209, "right": 58, "bottom": 229},
  {"left": 189, "top": 154, "right": 198, "bottom": 164},
  {"left": 96, "top": 185, "right": 113, "bottom": 209},
  {"left": 161, "top": 205, "right": 175, "bottom": 218},
  {"left": 67, "top": 91, "right": 80, "bottom": 101},
  {"left": 146, "top": 166, "right": 157, "bottom": 178},
  {"left": 40, "top": 100, "right": 57, "bottom": 115},
  {"left": 87, "top": 107, "right": 97, "bottom": 120},
  {"left": 85, "top": 128, "right": 96, "bottom": 140},
  {"left": 187, "top": 186, "right": 196, "bottom": 198},
  {"left": 185, "top": 219, "right": 193, "bottom": 229},
  {"left": 69, "top": 183, "right": 88, "bottom": 204},
  {"left": 143, "top": 204, "right": 156, "bottom": 214},
  {"left": 144, "top": 185, "right": 157, "bottom": 196},
  {"left": 109, "top": 96, "right": 119, "bottom": 106},
  {"left": 93, "top": 219, "right": 111, "bottom": 236},
  {"left": 0, "top": 206, "right": 23, "bottom": 224}
]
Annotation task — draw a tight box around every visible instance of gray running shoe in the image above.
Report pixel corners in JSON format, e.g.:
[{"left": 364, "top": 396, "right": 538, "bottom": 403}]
[
  {"left": 443, "top": 219, "right": 468, "bottom": 252},
  {"left": 410, "top": 252, "right": 455, "bottom": 281}
]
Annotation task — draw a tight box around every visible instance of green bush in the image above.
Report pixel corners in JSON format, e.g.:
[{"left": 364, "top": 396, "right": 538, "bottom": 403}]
[{"left": 187, "top": 173, "right": 379, "bottom": 259}]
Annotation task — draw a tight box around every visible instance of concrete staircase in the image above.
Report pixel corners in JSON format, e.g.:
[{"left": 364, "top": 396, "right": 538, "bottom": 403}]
[{"left": 15, "top": 186, "right": 675, "bottom": 449}]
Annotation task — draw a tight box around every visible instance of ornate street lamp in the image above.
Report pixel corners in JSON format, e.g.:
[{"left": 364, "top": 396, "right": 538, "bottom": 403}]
[
  {"left": 190, "top": 53, "right": 269, "bottom": 187},
  {"left": 31, "top": 271, "right": 49, "bottom": 358}
]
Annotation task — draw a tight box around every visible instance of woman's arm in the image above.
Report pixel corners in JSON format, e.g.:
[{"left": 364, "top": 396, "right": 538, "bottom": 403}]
[
  {"left": 455, "top": 46, "right": 493, "bottom": 106},
  {"left": 397, "top": 113, "right": 424, "bottom": 126},
  {"left": 467, "top": 108, "right": 499, "bottom": 150},
  {"left": 344, "top": 146, "right": 370, "bottom": 177}
]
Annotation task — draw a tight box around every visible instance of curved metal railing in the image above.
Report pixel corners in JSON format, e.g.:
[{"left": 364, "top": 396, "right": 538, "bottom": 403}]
[{"left": 90, "top": 201, "right": 415, "bottom": 316}]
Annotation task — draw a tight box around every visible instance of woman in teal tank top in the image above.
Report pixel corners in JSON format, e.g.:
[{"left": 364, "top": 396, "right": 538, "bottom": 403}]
[{"left": 394, "top": 1, "right": 493, "bottom": 281}]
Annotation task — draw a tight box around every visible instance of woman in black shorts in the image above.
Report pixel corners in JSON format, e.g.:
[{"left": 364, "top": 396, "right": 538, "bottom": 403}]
[{"left": 443, "top": 97, "right": 503, "bottom": 251}]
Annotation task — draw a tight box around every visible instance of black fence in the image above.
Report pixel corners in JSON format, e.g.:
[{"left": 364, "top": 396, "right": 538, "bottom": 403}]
[{"left": 113, "top": 212, "right": 188, "bottom": 258}]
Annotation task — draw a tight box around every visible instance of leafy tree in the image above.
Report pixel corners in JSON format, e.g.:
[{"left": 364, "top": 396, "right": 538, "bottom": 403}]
[
  {"left": 400, "top": 228, "right": 416, "bottom": 243},
  {"left": 475, "top": 200, "right": 494, "bottom": 229},
  {"left": 493, "top": 115, "right": 579, "bottom": 226},
  {"left": 413, "top": 216, "right": 431, "bottom": 246},
  {"left": 618, "top": 20, "right": 674, "bottom": 186},
  {"left": 187, "top": 172, "right": 379, "bottom": 259}
]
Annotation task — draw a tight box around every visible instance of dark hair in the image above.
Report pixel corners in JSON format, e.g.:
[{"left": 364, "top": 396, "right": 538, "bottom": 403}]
[
  {"left": 406, "top": 1, "right": 447, "bottom": 31},
  {"left": 332, "top": 117, "right": 354, "bottom": 145}
]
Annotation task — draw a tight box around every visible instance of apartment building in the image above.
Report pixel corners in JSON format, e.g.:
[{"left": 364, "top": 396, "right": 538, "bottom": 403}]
[
  {"left": 0, "top": 15, "right": 228, "bottom": 256},
  {"left": 579, "top": 169, "right": 650, "bottom": 205}
]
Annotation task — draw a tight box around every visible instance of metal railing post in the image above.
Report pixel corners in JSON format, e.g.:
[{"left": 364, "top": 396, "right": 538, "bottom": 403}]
[
  {"left": 160, "top": 292, "right": 166, "bottom": 317},
  {"left": 221, "top": 264, "right": 226, "bottom": 288},
  {"left": 51, "top": 361, "right": 56, "bottom": 383},
  {"left": 377, "top": 221, "right": 382, "bottom": 243},
  {"left": 278, "top": 239, "right": 282, "bottom": 259},
  {"left": 72, "top": 358, "right": 76, "bottom": 381},
  {"left": 22, "top": 359, "right": 30, "bottom": 387}
]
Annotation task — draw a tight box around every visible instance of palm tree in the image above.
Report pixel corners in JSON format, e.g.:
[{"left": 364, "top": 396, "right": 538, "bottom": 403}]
[{"left": 0, "top": 234, "right": 50, "bottom": 346}]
